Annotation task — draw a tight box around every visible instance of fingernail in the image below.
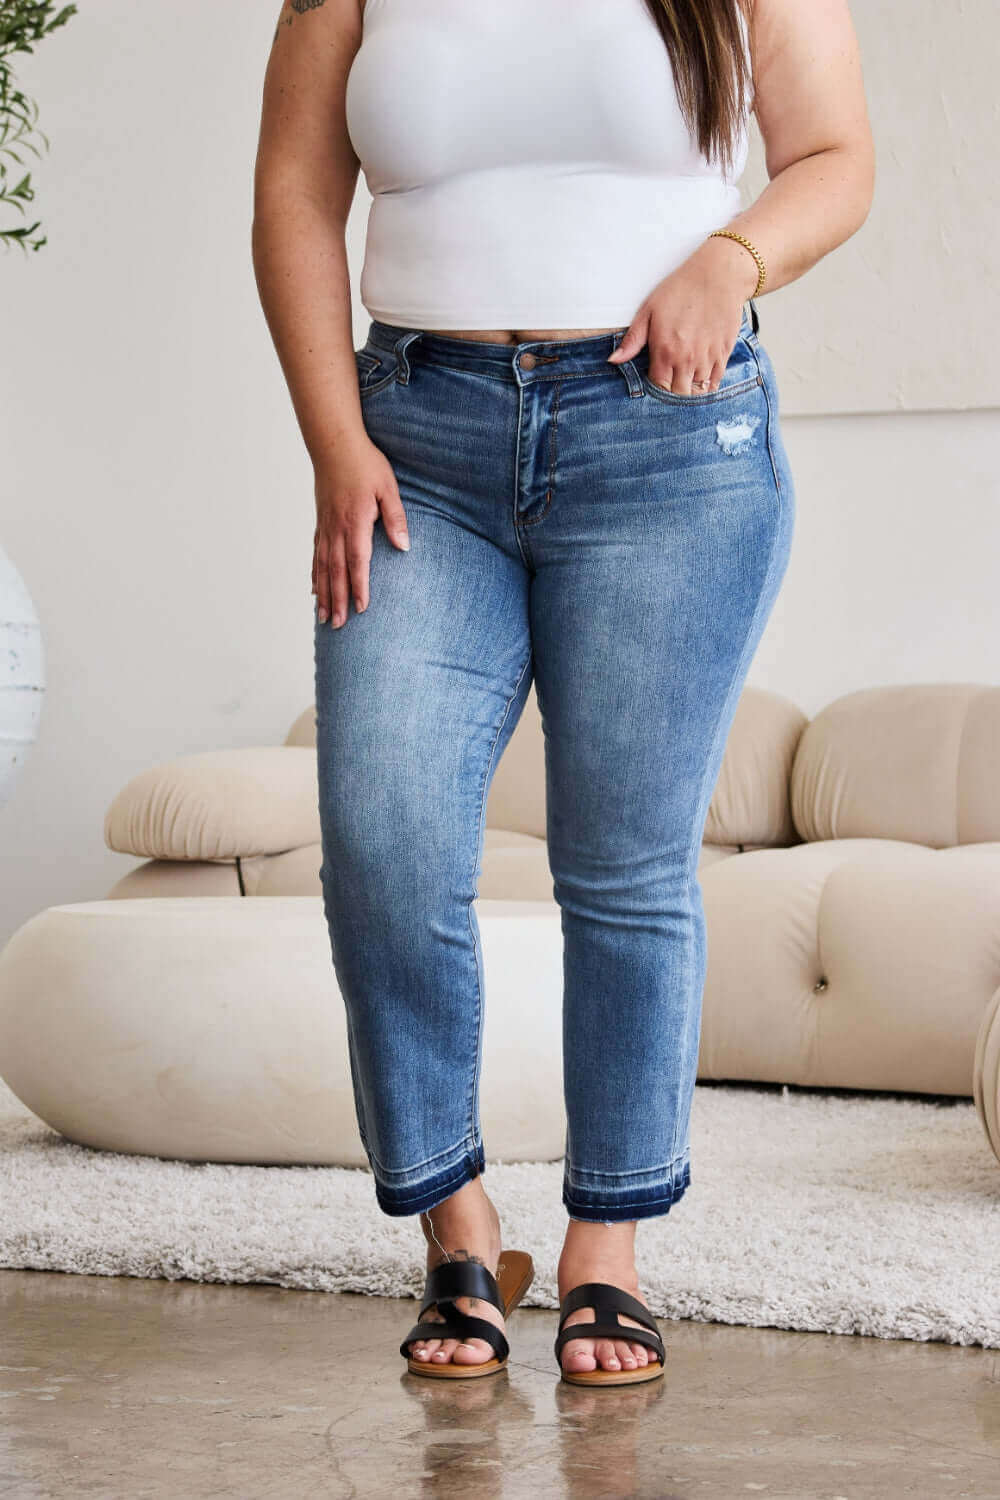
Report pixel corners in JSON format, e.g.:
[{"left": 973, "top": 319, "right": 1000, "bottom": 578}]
[
  {"left": 317, "top": 609, "right": 328, "bottom": 623},
  {"left": 400, "top": 536, "right": 410, "bottom": 550}
]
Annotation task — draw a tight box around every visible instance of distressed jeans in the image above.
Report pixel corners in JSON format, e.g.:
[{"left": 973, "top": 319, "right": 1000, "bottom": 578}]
[{"left": 313, "top": 299, "right": 795, "bottom": 1221}]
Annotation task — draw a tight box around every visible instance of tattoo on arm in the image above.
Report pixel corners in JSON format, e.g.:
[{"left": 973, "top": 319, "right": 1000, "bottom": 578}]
[{"left": 273, "top": 0, "right": 328, "bottom": 44}]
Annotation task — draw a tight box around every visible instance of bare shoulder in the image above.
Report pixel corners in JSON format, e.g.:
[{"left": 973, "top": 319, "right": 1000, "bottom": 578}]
[{"left": 747, "top": 0, "right": 874, "bottom": 175}]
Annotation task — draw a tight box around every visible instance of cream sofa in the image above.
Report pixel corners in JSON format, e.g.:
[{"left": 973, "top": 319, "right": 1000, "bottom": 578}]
[
  {"left": 3, "top": 681, "right": 998, "bottom": 1168},
  {"left": 102, "top": 683, "right": 1000, "bottom": 1126}
]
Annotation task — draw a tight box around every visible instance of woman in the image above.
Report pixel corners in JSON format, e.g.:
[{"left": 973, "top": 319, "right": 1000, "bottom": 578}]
[{"left": 252, "top": 0, "right": 874, "bottom": 1387}]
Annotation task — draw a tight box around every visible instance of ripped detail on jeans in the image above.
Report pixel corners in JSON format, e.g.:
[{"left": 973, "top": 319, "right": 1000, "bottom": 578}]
[{"left": 714, "top": 413, "right": 762, "bottom": 456}]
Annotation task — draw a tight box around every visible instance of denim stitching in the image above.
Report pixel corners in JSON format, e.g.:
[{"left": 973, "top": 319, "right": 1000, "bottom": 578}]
[
  {"left": 746, "top": 339, "right": 782, "bottom": 494},
  {"left": 466, "top": 647, "right": 534, "bottom": 1153},
  {"left": 365, "top": 1130, "right": 485, "bottom": 1180},
  {"left": 519, "top": 377, "right": 561, "bottom": 528},
  {"left": 511, "top": 380, "right": 533, "bottom": 568},
  {"left": 564, "top": 1186, "right": 688, "bottom": 1216},
  {"left": 667, "top": 406, "right": 788, "bottom": 1165},
  {"left": 642, "top": 371, "right": 762, "bottom": 407},
  {"left": 564, "top": 1146, "right": 691, "bottom": 1185},
  {"left": 376, "top": 1157, "right": 484, "bottom": 1213},
  {"left": 564, "top": 1162, "right": 692, "bottom": 1216},
  {"left": 358, "top": 366, "right": 402, "bottom": 401}
]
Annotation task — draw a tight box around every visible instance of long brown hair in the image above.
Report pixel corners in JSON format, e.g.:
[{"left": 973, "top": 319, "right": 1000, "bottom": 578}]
[{"left": 642, "top": 0, "right": 755, "bottom": 178}]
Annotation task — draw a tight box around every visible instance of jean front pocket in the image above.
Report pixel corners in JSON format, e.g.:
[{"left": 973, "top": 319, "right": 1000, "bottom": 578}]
[
  {"left": 355, "top": 346, "right": 400, "bottom": 400},
  {"left": 638, "top": 336, "right": 763, "bottom": 406}
]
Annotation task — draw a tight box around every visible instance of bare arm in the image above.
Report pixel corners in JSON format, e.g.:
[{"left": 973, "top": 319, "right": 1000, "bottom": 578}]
[
  {"left": 610, "top": 0, "right": 876, "bottom": 393},
  {"left": 252, "top": 0, "right": 409, "bottom": 629}
]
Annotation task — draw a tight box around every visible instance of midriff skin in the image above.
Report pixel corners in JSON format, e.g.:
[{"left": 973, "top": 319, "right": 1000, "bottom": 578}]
[{"left": 426, "top": 325, "right": 621, "bottom": 343}]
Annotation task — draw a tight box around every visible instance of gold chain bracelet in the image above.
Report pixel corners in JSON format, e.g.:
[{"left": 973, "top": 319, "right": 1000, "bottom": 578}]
[{"left": 707, "top": 229, "right": 766, "bottom": 298}]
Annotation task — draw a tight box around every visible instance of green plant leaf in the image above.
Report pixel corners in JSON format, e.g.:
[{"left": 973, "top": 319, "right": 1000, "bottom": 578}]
[{"left": 0, "top": 0, "right": 77, "bottom": 252}]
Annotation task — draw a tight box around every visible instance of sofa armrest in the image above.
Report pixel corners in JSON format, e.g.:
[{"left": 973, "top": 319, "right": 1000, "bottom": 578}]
[{"left": 104, "top": 746, "right": 320, "bottom": 861}]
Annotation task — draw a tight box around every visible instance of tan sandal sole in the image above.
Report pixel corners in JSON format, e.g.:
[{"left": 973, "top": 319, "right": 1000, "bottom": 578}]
[
  {"left": 405, "top": 1248, "right": 534, "bottom": 1379},
  {"left": 560, "top": 1356, "right": 665, "bottom": 1387}
]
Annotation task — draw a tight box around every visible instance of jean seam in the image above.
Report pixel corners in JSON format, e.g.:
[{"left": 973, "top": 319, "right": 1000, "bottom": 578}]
[
  {"left": 668, "top": 416, "right": 788, "bottom": 1164},
  {"left": 565, "top": 1187, "right": 687, "bottom": 1213},
  {"left": 363, "top": 1131, "right": 482, "bottom": 1180},
  {"left": 519, "top": 378, "right": 561, "bottom": 529},
  {"left": 746, "top": 340, "right": 782, "bottom": 494},
  {"left": 358, "top": 371, "right": 400, "bottom": 401},
  {"left": 641, "top": 372, "right": 762, "bottom": 407},
  {"left": 466, "top": 647, "right": 534, "bottom": 1154},
  {"left": 511, "top": 382, "right": 532, "bottom": 567},
  {"left": 376, "top": 1155, "right": 484, "bottom": 1214},
  {"left": 564, "top": 1147, "right": 690, "bottom": 1186}
]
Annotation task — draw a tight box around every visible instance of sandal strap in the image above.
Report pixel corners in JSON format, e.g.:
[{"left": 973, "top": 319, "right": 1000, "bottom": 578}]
[
  {"left": 558, "top": 1281, "right": 660, "bottom": 1333},
  {"left": 419, "top": 1259, "right": 504, "bottom": 1317},
  {"left": 554, "top": 1319, "right": 664, "bottom": 1362},
  {"left": 400, "top": 1299, "right": 510, "bottom": 1362},
  {"left": 554, "top": 1282, "right": 665, "bottom": 1362}
]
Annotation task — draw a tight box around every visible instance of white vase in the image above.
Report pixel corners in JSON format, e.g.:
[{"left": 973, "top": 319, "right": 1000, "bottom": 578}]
[{"left": 0, "top": 545, "right": 45, "bottom": 809}]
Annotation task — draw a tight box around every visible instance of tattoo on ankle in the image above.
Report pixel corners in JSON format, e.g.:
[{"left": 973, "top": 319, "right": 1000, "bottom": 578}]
[{"left": 447, "top": 1249, "right": 486, "bottom": 1266}]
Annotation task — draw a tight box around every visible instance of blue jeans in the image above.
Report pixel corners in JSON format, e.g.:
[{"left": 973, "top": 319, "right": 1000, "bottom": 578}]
[{"left": 313, "top": 300, "right": 794, "bottom": 1222}]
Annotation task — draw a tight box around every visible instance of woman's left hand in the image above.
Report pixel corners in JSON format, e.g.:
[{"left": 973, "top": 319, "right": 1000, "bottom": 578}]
[{"left": 607, "top": 235, "right": 759, "bottom": 395}]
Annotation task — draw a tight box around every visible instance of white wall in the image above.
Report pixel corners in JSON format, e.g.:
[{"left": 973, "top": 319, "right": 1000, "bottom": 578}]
[
  {"left": 1, "top": 0, "right": 997, "bottom": 947},
  {"left": 744, "top": 0, "right": 1000, "bottom": 414}
]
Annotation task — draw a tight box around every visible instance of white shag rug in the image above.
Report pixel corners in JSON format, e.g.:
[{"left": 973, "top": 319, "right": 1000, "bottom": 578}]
[{"left": 1, "top": 1077, "right": 997, "bottom": 1349}]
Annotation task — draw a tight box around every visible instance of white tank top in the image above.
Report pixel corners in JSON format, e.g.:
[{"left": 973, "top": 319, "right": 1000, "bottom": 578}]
[{"left": 345, "top": 0, "right": 750, "bottom": 329}]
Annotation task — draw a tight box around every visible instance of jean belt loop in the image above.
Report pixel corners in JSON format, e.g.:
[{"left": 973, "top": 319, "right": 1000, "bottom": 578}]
[
  {"left": 610, "top": 328, "right": 645, "bottom": 398},
  {"left": 393, "top": 329, "right": 424, "bottom": 385}
]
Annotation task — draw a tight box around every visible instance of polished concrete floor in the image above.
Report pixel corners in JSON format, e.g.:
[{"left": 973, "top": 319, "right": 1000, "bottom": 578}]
[{"left": 1, "top": 1268, "right": 998, "bottom": 1499}]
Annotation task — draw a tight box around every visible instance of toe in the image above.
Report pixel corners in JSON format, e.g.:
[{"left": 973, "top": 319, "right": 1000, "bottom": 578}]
[
  {"left": 560, "top": 1337, "right": 598, "bottom": 1372},
  {"left": 630, "top": 1341, "right": 649, "bottom": 1365},
  {"left": 595, "top": 1338, "right": 620, "bottom": 1371},
  {"left": 616, "top": 1341, "right": 637, "bottom": 1368},
  {"left": 431, "top": 1337, "right": 460, "bottom": 1362},
  {"left": 453, "top": 1338, "right": 494, "bottom": 1365}
]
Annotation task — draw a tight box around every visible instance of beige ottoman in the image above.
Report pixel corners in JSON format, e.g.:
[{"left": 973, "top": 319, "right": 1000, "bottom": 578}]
[{"left": 0, "top": 897, "right": 565, "bottom": 1167}]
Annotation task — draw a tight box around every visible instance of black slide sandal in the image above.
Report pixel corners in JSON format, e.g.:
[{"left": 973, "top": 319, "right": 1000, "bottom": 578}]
[
  {"left": 554, "top": 1281, "right": 666, "bottom": 1386},
  {"left": 400, "top": 1250, "right": 534, "bottom": 1379}
]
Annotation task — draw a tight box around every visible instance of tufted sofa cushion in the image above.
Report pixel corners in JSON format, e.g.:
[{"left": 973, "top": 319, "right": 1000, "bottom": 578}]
[
  {"left": 700, "top": 837, "right": 1000, "bottom": 1097},
  {"left": 104, "top": 746, "right": 319, "bottom": 862},
  {"left": 791, "top": 683, "right": 1000, "bottom": 847}
]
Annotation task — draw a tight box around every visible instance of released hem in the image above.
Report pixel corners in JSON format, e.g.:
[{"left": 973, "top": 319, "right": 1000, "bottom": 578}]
[
  {"left": 372, "top": 1137, "right": 487, "bottom": 1217},
  {"left": 563, "top": 1156, "right": 691, "bottom": 1224}
]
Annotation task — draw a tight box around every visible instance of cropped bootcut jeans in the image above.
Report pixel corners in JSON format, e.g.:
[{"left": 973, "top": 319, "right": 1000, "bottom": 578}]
[{"left": 313, "top": 299, "right": 795, "bottom": 1223}]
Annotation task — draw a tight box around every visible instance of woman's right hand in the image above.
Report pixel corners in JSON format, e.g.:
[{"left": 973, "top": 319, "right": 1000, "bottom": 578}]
[{"left": 312, "top": 435, "right": 411, "bottom": 627}]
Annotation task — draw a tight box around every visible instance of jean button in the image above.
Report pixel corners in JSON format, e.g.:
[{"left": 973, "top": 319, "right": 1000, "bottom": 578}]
[{"left": 519, "top": 352, "right": 537, "bottom": 370}]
